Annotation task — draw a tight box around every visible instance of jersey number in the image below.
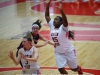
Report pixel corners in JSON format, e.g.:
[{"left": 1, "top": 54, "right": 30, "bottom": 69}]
[
  {"left": 24, "top": 61, "right": 30, "bottom": 69},
  {"left": 52, "top": 37, "right": 60, "bottom": 46}
]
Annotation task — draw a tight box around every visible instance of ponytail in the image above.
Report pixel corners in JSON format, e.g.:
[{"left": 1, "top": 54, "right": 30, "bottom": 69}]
[
  {"left": 32, "top": 19, "right": 42, "bottom": 29},
  {"left": 68, "top": 30, "right": 74, "bottom": 40}
]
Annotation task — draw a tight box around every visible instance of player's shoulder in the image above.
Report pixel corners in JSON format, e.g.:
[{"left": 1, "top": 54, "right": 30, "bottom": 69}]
[
  {"left": 19, "top": 48, "right": 23, "bottom": 53},
  {"left": 32, "top": 46, "right": 38, "bottom": 52},
  {"left": 48, "top": 19, "right": 53, "bottom": 24},
  {"left": 33, "top": 46, "right": 37, "bottom": 50}
]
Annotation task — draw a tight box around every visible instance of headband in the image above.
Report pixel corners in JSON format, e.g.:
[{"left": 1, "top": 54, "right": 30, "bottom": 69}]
[{"left": 32, "top": 24, "right": 39, "bottom": 28}]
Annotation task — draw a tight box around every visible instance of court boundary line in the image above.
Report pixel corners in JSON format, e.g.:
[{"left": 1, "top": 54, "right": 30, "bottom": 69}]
[{"left": 0, "top": 66, "right": 100, "bottom": 75}]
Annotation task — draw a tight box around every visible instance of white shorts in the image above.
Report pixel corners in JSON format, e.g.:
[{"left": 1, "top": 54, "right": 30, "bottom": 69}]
[
  {"left": 55, "top": 50, "right": 78, "bottom": 69},
  {"left": 22, "top": 68, "right": 41, "bottom": 74}
]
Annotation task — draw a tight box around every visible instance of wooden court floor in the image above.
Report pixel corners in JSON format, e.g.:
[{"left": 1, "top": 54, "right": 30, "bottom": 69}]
[{"left": 0, "top": 0, "right": 100, "bottom": 74}]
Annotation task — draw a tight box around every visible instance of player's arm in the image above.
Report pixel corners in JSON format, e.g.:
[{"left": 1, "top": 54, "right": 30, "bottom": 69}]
[
  {"left": 48, "top": 40, "right": 55, "bottom": 46},
  {"left": 22, "top": 47, "right": 39, "bottom": 62},
  {"left": 34, "top": 34, "right": 48, "bottom": 48},
  {"left": 31, "top": 34, "right": 54, "bottom": 48},
  {"left": 39, "top": 34, "right": 54, "bottom": 46},
  {"left": 57, "top": 1, "right": 68, "bottom": 27},
  {"left": 30, "top": 33, "right": 46, "bottom": 48},
  {"left": 45, "top": 0, "right": 51, "bottom": 23},
  {"left": 30, "top": 34, "right": 46, "bottom": 48},
  {"left": 31, "top": 34, "right": 35, "bottom": 46},
  {"left": 8, "top": 49, "right": 22, "bottom": 65}
]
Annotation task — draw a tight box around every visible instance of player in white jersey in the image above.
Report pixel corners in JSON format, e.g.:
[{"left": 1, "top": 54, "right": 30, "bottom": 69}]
[
  {"left": 45, "top": 0, "right": 83, "bottom": 74},
  {"left": 9, "top": 36, "right": 41, "bottom": 74},
  {"left": 16, "top": 19, "right": 54, "bottom": 68}
]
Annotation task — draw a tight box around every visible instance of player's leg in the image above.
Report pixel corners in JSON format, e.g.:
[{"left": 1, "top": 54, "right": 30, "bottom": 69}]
[
  {"left": 36, "top": 68, "right": 41, "bottom": 74},
  {"left": 58, "top": 68, "right": 68, "bottom": 74},
  {"left": 67, "top": 50, "right": 83, "bottom": 74},
  {"left": 55, "top": 52, "right": 68, "bottom": 74},
  {"left": 29, "top": 68, "right": 41, "bottom": 74},
  {"left": 70, "top": 66, "right": 83, "bottom": 75},
  {"left": 22, "top": 68, "right": 33, "bottom": 74}
]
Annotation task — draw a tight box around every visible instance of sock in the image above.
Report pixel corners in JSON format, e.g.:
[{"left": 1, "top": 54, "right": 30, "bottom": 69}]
[{"left": 78, "top": 66, "right": 83, "bottom": 75}]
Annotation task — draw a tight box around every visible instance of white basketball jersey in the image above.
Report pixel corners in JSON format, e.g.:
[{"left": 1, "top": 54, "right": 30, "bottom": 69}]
[
  {"left": 48, "top": 19, "right": 75, "bottom": 53},
  {"left": 21, "top": 46, "right": 39, "bottom": 69}
]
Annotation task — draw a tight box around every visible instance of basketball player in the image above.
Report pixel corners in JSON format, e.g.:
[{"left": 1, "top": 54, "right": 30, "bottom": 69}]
[
  {"left": 17, "top": 19, "right": 52, "bottom": 50},
  {"left": 17, "top": 19, "right": 54, "bottom": 67},
  {"left": 45, "top": 0, "right": 83, "bottom": 74},
  {"left": 9, "top": 36, "right": 41, "bottom": 74}
]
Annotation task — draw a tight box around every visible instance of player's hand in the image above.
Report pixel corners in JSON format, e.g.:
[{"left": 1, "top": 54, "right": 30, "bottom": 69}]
[
  {"left": 21, "top": 55, "right": 27, "bottom": 60},
  {"left": 45, "top": 0, "right": 51, "bottom": 4},
  {"left": 44, "top": 41, "right": 48, "bottom": 46},
  {"left": 54, "top": 43, "right": 56, "bottom": 48},
  {"left": 56, "top": 1, "right": 62, "bottom": 10},
  {"left": 8, "top": 51, "right": 14, "bottom": 60},
  {"left": 20, "top": 53, "right": 27, "bottom": 60}
]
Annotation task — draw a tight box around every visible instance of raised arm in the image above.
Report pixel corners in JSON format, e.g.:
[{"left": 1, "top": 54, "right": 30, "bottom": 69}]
[
  {"left": 57, "top": 1, "right": 68, "bottom": 27},
  {"left": 45, "top": 0, "right": 51, "bottom": 23},
  {"left": 8, "top": 49, "right": 22, "bottom": 65}
]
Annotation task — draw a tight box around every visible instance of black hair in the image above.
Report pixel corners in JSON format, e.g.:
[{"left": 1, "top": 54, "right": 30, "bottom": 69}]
[
  {"left": 56, "top": 16, "right": 74, "bottom": 40},
  {"left": 56, "top": 16, "right": 63, "bottom": 22},
  {"left": 32, "top": 19, "right": 42, "bottom": 29},
  {"left": 23, "top": 36, "right": 32, "bottom": 42},
  {"left": 68, "top": 30, "right": 74, "bottom": 40}
]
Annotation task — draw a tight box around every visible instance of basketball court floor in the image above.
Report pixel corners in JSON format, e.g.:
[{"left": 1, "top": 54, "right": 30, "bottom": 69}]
[{"left": 0, "top": 0, "right": 100, "bottom": 74}]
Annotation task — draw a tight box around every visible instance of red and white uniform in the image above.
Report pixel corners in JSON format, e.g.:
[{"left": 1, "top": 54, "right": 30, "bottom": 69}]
[
  {"left": 48, "top": 19, "right": 77, "bottom": 69},
  {"left": 21, "top": 46, "right": 41, "bottom": 74}
]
